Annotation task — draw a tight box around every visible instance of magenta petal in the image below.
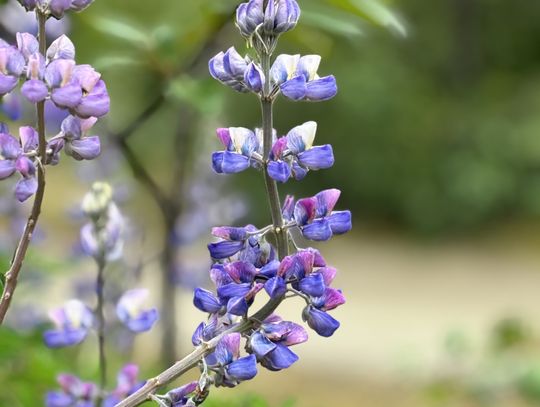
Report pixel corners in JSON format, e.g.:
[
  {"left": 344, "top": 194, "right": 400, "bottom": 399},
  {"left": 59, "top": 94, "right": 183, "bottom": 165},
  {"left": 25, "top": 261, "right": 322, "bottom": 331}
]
[
  {"left": 315, "top": 188, "right": 341, "bottom": 217},
  {"left": 322, "top": 288, "right": 346, "bottom": 311}
]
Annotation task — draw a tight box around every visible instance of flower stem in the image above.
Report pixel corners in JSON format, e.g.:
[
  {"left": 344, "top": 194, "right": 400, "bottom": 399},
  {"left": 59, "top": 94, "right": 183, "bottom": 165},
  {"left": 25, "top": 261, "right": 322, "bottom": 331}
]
[
  {"left": 260, "top": 52, "right": 288, "bottom": 260},
  {"left": 96, "top": 256, "right": 107, "bottom": 404},
  {"left": 0, "top": 11, "right": 48, "bottom": 324}
]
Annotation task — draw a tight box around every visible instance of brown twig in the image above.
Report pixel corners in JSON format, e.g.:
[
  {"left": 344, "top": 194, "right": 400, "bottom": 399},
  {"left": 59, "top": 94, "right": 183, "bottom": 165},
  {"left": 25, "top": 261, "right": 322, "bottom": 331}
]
[{"left": 0, "top": 12, "right": 48, "bottom": 324}]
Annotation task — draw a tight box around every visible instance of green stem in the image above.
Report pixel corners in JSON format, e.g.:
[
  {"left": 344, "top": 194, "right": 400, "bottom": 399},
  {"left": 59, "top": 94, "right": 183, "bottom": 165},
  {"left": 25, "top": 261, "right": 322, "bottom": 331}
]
[
  {"left": 96, "top": 256, "right": 107, "bottom": 403},
  {"left": 260, "top": 53, "right": 288, "bottom": 260}
]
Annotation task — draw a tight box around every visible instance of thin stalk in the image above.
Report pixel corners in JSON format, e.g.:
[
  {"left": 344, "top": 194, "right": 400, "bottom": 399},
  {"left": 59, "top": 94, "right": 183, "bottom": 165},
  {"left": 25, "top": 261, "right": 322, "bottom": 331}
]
[
  {"left": 260, "top": 52, "right": 288, "bottom": 260},
  {"left": 0, "top": 11, "right": 48, "bottom": 324},
  {"left": 96, "top": 256, "right": 107, "bottom": 404}
]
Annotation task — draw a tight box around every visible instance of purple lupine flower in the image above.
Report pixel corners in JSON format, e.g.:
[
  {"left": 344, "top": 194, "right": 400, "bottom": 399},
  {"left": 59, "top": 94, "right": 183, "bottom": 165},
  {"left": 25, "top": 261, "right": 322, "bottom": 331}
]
[
  {"left": 165, "top": 381, "right": 198, "bottom": 407},
  {"left": 102, "top": 364, "right": 145, "bottom": 407},
  {"left": 236, "top": 0, "right": 300, "bottom": 38},
  {"left": 207, "top": 224, "right": 256, "bottom": 259},
  {"left": 249, "top": 315, "right": 308, "bottom": 371},
  {"left": 45, "top": 374, "right": 97, "bottom": 407},
  {"left": 283, "top": 189, "right": 352, "bottom": 241},
  {"left": 17, "top": 0, "right": 95, "bottom": 18},
  {"left": 0, "top": 40, "right": 25, "bottom": 96},
  {"left": 244, "top": 62, "right": 265, "bottom": 93},
  {"left": 211, "top": 126, "right": 263, "bottom": 174},
  {"left": 43, "top": 299, "right": 93, "bottom": 348},
  {"left": 116, "top": 289, "right": 159, "bottom": 333},
  {"left": 60, "top": 115, "right": 101, "bottom": 160},
  {"left": 209, "top": 47, "right": 250, "bottom": 93},
  {"left": 212, "top": 261, "right": 263, "bottom": 317},
  {"left": 192, "top": 313, "right": 235, "bottom": 346},
  {"left": 206, "top": 333, "right": 258, "bottom": 387},
  {"left": 268, "top": 121, "right": 334, "bottom": 182},
  {"left": 0, "top": 124, "right": 41, "bottom": 202},
  {"left": 1, "top": 1, "right": 69, "bottom": 39},
  {"left": 303, "top": 269, "right": 345, "bottom": 337},
  {"left": 271, "top": 54, "right": 337, "bottom": 102}
]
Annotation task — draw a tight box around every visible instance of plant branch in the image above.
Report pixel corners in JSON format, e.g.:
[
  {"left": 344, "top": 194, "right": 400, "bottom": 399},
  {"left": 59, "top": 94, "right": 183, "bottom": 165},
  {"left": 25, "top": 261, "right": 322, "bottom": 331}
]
[
  {"left": 114, "top": 296, "right": 284, "bottom": 407},
  {"left": 0, "top": 11, "right": 48, "bottom": 324}
]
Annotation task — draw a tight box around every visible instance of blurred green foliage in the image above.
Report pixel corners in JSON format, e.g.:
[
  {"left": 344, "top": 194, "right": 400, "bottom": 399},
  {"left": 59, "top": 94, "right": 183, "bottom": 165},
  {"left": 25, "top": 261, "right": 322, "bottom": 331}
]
[{"left": 63, "top": 0, "right": 540, "bottom": 235}]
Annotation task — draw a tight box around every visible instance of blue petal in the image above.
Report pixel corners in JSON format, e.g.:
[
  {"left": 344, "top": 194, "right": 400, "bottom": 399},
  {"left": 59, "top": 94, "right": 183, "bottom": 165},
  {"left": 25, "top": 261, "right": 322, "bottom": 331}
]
[
  {"left": 0, "top": 160, "right": 16, "bottom": 180},
  {"left": 225, "top": 354, "right": 258, "bottom": 381},
  {"left": 301, "top": 219, "right": 333, "bottom": 241},
  {"left": 212, "top": 151, "right": 250, "bottom": 174},
  {"left": 297, "top": 145, "right": 334, "bottom": 170},
  {"left": 193, "top": 288, "right": 222, "bottom": 313},
  {"left": 259, "top": 260, "right": 279, "bottom": 278},
  {"left": 250, "top": 331, "right": 276, "bottom": 357},
  {"left": 43, "top": 328, "right": 88, "bottom": 348},
  {"left": 306, "top": 75, "right": 337, "bottom": 101},
  {"left": 217, "top": 282, "right": 252, "bottom": 300},
  {"left": 227, "top": 296, "right": 249, "bottom": 316},
  {"left": 124, "top": 309, "right": 159, "bottom": 333},
  {"left": 299, "top": 273, "right": 325, "bottom": 297},
  {"left": 207, "top": 240, "right": 244, "bottom": 259},
  {"left": 264, "top": 276, "right": 287, "bottom": 299},
  {"left": 45, "top": 391, "right": 74, "bottom": 407},
  {"left": 244, "top": 62, "right": 265, "bottom": 93},
  {"left": 262, "top": 343, "right": 299, "bottom": 371},
  {"left": 303, "top": 306, "right": 340, "bottom": 337},
  {"left": 267, "top": 160, "right": 291, "bottom": 183},
  {"left": 280, "top": 75, "right": 306, "bottom": 101},
  {"left": 327, "top": 210, "right": 352, "bottom": 235}
]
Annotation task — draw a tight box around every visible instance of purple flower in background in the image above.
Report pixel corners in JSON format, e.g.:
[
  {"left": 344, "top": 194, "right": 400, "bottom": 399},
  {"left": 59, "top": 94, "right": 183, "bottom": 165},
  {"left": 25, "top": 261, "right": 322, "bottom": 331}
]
[
  {"left": 43, "top": 299, "right": 93, "bottom": 348},
  {"left": 236, "top": 0, "right": 300, "bottom": 38},
  {"left": 116, "top": 289, "right": 159, "bottom": 333},
  {"left": 17, "top": 0, "right": 95, "bottom": 19},
  {"left": 46, "top": 374, "right": 98, "bottom": 407},
  {"left": 0, "top": 91, "right": 23, "bottom": 120},
  {"left": 103, "top": 364, "right": 145, "bottom": 407},
  {"left": 80, "top": 201, "right": 124, "bottom": 261},
  {"left": 271, "top": 54, "right": 337, "bottom": 102},
  {"left": 249, "top": 315, "right": 308, "bottom": 371},
  {"left": 206, "top": 333, "right": 257, "bottom": 387},
  {"left": 284, "top": 188, "right": 352, "bottom": 241},
  {"left": 165, "top": 381, "right": 198, "bottom": 407}
]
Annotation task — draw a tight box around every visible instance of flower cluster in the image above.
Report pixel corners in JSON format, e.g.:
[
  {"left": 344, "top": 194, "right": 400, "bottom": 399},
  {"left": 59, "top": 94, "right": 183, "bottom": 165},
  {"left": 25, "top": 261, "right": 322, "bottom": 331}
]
[
  {"left": 210, "top": 50, "right": 336, "bottom": 102},
  {"left": 0, "top": 30, "right": 109, "bottom": 202},
  {"left": 212, "top": 121, "right": 334, "bottom": 182},
  {"left": 175, "top": 0, "right": 352, "bottom": 402},
  {"left": 46, "top": 364, "right": 144, "bottom": 407}
]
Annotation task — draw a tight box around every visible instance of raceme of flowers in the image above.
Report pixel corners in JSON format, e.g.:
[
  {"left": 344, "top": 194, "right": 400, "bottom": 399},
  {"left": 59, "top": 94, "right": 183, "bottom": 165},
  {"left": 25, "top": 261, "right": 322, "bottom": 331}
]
[
  {"left": 0, "top": 32, "right": 109, "bottom": 202},
  {"left": 164, "top": 0, "right": 353, "bottom": 402}
]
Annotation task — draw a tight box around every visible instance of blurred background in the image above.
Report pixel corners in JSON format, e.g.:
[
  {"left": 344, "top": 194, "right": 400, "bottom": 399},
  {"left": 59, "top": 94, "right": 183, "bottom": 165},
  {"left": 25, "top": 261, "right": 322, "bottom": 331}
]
[{"left": 2, "top": 0, "right": 540, "bottom": 406}]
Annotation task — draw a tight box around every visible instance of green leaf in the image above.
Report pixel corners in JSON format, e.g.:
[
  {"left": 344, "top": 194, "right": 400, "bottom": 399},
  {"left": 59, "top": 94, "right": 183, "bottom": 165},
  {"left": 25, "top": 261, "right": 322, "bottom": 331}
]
[
  {"left": 167, "top": 76, "right": 224, "bottom": 114},
  {"left": 92, "top": 55, "right": 143, "bottom": 71},
  {"left": 0, "top": 273, "right": 4, "bottom": 292},
  {"left": 302, "top": 5, "right": 364, "bottom": 38},
  {"left": 89, "top": 17, "right": 151, "bottom": 49},
  {"left": 346, "top": 0, "right": 407, "bottom": 36}
]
